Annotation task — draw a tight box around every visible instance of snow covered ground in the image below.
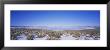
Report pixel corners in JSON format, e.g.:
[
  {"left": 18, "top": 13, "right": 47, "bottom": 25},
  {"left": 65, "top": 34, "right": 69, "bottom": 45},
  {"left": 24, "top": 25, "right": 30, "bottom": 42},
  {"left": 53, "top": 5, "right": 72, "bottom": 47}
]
[
  {"left": 33, "top": 34, "right": 48, "bottom": 40},
  {"left": 11, "top": 26, "right": 100, "bottom": 40},
  {"left": 60, "top": 34, "right": 78, "bottom": 40},
  {"left": 59, "top": 33, "right": 99, "bottom": 40},
  {"left": 16, "top": 33, "right": 48, "bottom": 40},
  {"left": 16, "top": 34, "right": 27, "bottom": 40},
  {"left": 16, "top": 33, "right": 99, "bottom": 40}
]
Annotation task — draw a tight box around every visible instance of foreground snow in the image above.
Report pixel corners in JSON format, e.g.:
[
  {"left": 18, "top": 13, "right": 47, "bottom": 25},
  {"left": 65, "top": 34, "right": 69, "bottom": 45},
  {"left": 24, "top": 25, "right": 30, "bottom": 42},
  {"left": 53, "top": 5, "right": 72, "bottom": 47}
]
[
  {"left": 16, "top": 33, "right": 99, "bottom": 40},
  {"left": 16, "top": 34, "right": 27, "bottom": 40}
]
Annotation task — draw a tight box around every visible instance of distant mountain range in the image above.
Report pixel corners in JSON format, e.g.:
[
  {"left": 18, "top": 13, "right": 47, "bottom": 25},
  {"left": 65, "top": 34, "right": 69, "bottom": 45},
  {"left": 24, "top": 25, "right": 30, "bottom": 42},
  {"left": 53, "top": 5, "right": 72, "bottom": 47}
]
[{"left": 11, "top": 26, "right": 100, "bottom": 30}]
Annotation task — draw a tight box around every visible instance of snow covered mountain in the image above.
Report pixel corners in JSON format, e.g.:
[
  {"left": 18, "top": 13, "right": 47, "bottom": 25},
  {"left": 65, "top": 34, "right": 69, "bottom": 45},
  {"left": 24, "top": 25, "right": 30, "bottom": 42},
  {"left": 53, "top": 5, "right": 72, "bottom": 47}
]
[{"left": 11, "top": 26, "right": 99, "bottom": 30}]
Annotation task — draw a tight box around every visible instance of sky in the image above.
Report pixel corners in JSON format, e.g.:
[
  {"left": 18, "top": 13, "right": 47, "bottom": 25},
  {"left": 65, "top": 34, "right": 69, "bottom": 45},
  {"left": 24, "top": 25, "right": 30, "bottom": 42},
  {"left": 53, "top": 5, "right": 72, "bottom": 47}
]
[{"left": 11, "top": 10, "right": 100, "bottom": 27}]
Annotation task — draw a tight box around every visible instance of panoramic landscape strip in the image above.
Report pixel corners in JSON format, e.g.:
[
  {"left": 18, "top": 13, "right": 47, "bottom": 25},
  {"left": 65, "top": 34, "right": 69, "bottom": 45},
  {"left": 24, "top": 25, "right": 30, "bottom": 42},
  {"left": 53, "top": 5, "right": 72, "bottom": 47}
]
[{"left": 11, "top": 10, "right": 100, "bottom": 40}]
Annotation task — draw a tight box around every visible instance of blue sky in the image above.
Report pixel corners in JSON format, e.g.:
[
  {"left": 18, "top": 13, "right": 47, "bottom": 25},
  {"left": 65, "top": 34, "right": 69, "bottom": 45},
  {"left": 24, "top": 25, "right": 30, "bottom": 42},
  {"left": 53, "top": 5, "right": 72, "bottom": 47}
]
[{"left": 11, "top": 10, "right": 100, "bottom": 27}]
